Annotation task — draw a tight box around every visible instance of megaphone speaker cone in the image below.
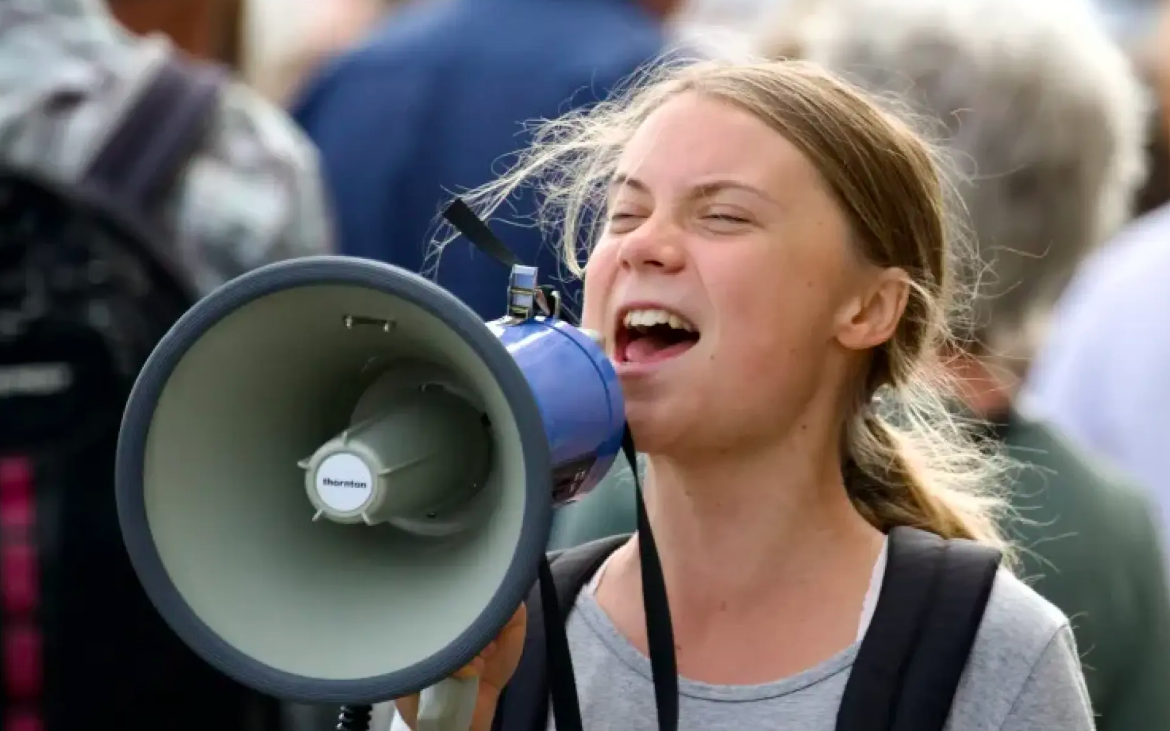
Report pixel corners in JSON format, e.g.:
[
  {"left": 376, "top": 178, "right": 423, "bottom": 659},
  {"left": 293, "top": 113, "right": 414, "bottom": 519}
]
[
  {"left": 115, "top": 256, "right": 564, "bottom": 705},
  {"left": 299, "top": 379, "right": 493, "bottom": 527}
]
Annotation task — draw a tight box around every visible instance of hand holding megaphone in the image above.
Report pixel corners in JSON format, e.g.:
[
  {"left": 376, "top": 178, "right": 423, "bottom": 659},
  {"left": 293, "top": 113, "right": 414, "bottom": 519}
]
[{"left": 393, "top": 604, "right": 528, "bottom": 731}]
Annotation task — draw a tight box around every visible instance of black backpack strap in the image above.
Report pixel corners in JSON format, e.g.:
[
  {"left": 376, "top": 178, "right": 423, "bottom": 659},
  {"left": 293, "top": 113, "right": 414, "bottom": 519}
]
[
  {"left": 836, "top": 526, "right": 1001, "bottom": 731},
  {"left": 493, "top": 534, "right": 630, "bottom": 731},
  {"left": 888, "top": 532, "right": 1000, "bottom": 731},
  {"left": 82, "top": 52, "right": 227, "bottom": 210}
]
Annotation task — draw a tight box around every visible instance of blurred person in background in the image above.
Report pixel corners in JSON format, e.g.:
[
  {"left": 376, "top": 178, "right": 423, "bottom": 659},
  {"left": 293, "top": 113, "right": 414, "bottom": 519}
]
[
  {"left": 2, "top": 0, "right": 335, "bottom": 291},
  {"left": 1093, "top": 0, "right": 1164, "bottom": 48},
  {"left": 245, "top": 0, "right": 408, "bottom": 106},
  {"left": 549, "top": 2, "right": 1170, "bottom": 728},
  {"left": 668, "top": 0, "right": 774, "bottom": 57},
  {"left": 289, "top": 0, "right": 682, "bottom": 320},
  {"left": 1094, "top": 0, "right": 1170, "bottom": 217},
  {"left": 1027, "top": 1, "right": 1170, "bottom": 546},
  {"left": 110, "top": 0, "right": 244, "bottom": 68},
  {"left": 1133, "top": 100, "right": 1170, "bottom": 216},
  {"left": 0, "top": 0, "right": 332, "bottom": 728},
  {"left": 672, "top": 0, "right": 772, "bottom": 29}
]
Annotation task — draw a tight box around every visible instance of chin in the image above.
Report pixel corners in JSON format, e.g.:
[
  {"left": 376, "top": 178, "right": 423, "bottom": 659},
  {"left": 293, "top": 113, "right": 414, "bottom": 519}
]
[{"left": 623, "top": 399, "right": 693, "bottom": 455}]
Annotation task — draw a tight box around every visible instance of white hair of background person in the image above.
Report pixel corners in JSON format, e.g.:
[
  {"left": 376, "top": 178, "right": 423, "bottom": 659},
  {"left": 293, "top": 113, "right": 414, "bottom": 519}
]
[
  {"left": 669, "top": 0, "right": 777, "bottom": 35},
  {"left": 667, "top": 0, "right": 778, "bottom": 61},
  {"left": 762, "top": 0, "right": 1150, "bottom": 376}
]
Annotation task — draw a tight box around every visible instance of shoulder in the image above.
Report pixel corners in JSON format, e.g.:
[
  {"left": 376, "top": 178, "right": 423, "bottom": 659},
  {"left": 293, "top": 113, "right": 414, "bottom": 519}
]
[
  {"left": 1005, "top": 411, "right": 1167, "bottom": 580},
  {"left": 0, "top": 12, "right": 332, "bottom": 292},
  {"left": 974, "top": 568, "right": 1070, "bottom": 666},
  {"left": 947, "top": 569, "right": 1093, "bottom": 729},
  {"left": 175, "top": 75, "right": 334, "bottom": 293},
  {"left": 1007, "top": 409, "right": 1157, "bottom": 519},
  {"left": 289, "top": 11, "right": 447, "bottom": 115},
  {"left": 1061, "top": 205, "right": 1170, "bottom": 311},
  {"left": 1038, "top": 205, "right": 1170, "bottom": 356},
  {"left": 1031, "top": 206, "right": 1170, "bottom": 372},
  {"left": 0, "top": 5, "right": 136, "bottom": 176}
]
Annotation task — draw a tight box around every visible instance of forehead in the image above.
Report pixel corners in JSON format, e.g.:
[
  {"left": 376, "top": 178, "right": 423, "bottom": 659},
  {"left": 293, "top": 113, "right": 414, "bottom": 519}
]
[{"left": 615, "top": 92, "right": 823, "bottom": 194}]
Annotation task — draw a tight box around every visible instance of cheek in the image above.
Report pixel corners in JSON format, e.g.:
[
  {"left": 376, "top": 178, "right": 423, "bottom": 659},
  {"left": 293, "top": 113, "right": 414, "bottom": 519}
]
[
  {"left": 580, "top": 241, "right": 619, "bottom": 330},
  {"left": 705, "top": 257, "right": 842, "bottom": 379}
]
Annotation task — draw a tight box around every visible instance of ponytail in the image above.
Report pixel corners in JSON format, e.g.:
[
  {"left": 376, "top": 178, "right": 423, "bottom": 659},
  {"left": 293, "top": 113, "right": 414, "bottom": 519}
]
[{"left": 842, "top": 387, "right": 1012, "bottom": 558}]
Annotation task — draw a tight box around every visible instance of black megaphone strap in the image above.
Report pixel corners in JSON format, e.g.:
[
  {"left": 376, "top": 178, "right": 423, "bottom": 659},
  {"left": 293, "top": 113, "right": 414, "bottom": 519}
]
[{"left": 442, "top": 201, "right": 679, "bottom": 731}]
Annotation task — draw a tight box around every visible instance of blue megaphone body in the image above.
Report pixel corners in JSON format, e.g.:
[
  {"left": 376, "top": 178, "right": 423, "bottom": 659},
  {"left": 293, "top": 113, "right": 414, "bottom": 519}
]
[{"left": 488, "top": 263, "right": 626, "bottom": 503}]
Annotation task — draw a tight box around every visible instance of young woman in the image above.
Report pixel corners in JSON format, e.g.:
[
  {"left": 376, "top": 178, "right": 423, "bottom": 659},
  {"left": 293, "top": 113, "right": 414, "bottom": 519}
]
[{"left": 394, "top": 58, "right": 1094, "bottom": 731}]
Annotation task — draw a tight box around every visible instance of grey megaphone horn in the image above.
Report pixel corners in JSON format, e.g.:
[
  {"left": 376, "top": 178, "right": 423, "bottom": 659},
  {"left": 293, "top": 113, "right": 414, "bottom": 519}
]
[{"left": 114, "top": 230, "right": 627, "bottom": 730}]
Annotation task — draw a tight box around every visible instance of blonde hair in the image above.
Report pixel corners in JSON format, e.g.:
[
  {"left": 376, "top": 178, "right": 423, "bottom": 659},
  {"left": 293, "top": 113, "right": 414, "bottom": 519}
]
[{"left": 434, "top": 58, "right": 1012, "bottom": 553}]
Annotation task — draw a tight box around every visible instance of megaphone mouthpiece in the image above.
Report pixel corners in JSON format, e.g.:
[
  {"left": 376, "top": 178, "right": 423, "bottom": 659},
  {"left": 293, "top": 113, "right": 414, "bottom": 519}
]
[{"left": 299, "top": 380, "right": 492, "bottom": 528}]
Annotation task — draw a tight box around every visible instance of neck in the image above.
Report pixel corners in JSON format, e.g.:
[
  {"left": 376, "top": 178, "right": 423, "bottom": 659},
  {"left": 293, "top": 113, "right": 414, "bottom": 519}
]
[
  {"left": 632, "top": 415, "right": 882, "bottom": 614},
  {"left": 595, "top": 382, "right": 888, "bottom": 682}
]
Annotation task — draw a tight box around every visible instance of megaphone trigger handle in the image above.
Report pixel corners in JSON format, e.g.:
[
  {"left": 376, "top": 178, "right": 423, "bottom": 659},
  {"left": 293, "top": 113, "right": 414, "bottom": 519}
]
[{"left": 416, "top": 676, "right": 480, "bottom": 731}]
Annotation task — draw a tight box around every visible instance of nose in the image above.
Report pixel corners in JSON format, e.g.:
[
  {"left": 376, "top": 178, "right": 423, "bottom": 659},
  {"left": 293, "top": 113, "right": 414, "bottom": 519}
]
[{"left": 617, "top": 218, "right": 686, "bottom": 273}]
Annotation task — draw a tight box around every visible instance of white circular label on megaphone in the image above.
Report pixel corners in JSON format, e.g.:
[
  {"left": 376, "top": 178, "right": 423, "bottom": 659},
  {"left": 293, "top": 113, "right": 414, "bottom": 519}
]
[{"left": 315, "top": 453, "right": 374, "bottom": 513}]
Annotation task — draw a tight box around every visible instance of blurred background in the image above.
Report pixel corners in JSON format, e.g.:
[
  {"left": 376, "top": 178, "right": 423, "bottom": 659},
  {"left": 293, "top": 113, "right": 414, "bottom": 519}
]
[{"left": 2, "top": 0, "right": 1169, "bottom": 730}]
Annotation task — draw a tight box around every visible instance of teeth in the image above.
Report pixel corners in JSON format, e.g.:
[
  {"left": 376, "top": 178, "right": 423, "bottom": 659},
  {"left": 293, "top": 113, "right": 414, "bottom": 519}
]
[{"left": 622, "top": 308, "right": 696, "bottom": 332}]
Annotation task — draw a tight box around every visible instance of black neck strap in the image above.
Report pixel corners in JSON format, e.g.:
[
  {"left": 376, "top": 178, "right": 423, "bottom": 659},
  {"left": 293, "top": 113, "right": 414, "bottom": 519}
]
[{"left": 441, "top": 201, "right": 679, "bottom": 731}]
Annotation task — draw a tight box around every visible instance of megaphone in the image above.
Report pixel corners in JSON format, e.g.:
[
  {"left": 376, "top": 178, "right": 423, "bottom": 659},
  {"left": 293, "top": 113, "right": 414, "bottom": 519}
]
[{"left": 114, "top": 254, "right": 625, "bottom": 728}]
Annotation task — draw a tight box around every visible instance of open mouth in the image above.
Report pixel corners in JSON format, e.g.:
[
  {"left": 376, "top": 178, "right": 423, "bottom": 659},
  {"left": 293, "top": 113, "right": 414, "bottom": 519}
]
[{"left": 615, "top": 308, "right": 700, "bottom": 365}]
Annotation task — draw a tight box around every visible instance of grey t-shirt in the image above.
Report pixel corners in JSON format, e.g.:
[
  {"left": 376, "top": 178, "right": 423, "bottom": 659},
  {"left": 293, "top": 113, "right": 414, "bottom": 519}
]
[
  {"left": 390, "top": 539, "right": 1094, "bottom": 731},
  {"left": 556, "top": 563, "right": 1093, "bottom": 730}
]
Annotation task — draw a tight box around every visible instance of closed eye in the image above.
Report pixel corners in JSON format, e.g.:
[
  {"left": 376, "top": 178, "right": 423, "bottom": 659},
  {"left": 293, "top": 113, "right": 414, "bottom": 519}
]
[
  {"left": 607, "top": 211, "right": 646, "bottom": 234},
  {"left": 704, "top": 214, "right": 750, "bottom": 224}
]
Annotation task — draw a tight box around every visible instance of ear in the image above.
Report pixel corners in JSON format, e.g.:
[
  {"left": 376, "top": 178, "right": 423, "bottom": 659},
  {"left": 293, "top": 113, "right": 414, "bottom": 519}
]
[{"left": 834, "top": 267, "right": 911, "bottom": 352}]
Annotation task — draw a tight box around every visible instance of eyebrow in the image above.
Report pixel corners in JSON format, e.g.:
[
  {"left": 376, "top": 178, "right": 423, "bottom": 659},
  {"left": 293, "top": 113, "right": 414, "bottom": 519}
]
[{"left": 609, "top": 172, "right": 776, "bottom": 205}]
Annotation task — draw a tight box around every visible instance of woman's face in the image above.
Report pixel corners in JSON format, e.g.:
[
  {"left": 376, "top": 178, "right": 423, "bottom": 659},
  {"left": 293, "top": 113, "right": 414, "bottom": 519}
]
[{"left": 582, "top": 92, "right": 904, "bottom": 455}]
